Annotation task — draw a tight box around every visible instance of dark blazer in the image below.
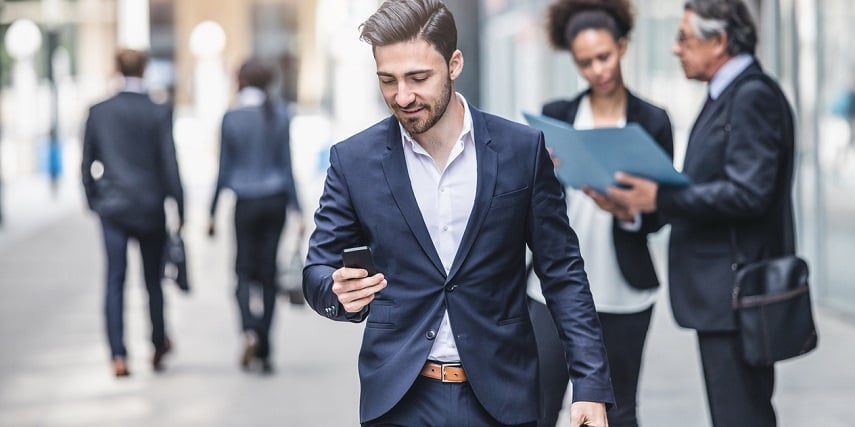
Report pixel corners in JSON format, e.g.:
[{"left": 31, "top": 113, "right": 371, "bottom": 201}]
[
  {"left": 541, "top": 89, "right": 674, "bottom": 290},
  {"left": 304, "top": 105, "right": 614, "bottom": 424},
  {"left": 657, "top": 61, "right": 796, "bottom": 331},
  {"left": 209, "top": 101, "right": 301, "bottom": 216},
  {"left": 81, "top": 92, "right": 184, "bottom": 232}
]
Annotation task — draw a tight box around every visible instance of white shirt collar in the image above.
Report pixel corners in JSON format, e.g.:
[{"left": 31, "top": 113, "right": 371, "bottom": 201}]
[
  {"left": 709, "top": 53, "right": 754, "bottom": 100},
  {"left": 121, "top": 77, "right": 146, "bottom": 94},
  {"left": 236, "top": 86, "right": 267, "bottom": 108}
]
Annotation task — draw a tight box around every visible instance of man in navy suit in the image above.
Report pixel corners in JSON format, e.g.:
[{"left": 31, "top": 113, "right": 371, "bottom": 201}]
[
  {"left": 606, "top": 1, "right": 796, "bottom": 425},
  {"left": 303, "top": 1, "right": 613, "bottom": 426},
  {"left": 81, "top": 49, "right": 184, "bottom": 377}
]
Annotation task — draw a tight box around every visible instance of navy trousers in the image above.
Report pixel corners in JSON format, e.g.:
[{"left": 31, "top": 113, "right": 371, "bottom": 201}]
[
  {"left": 101, "top": 218, "right": 168, "bottom": 358},
  {"left": 364, "top": 375, "right": 537, "bottom": 427},
  {"left": 233, "top": 193, "right": 288, "bottom": 360}
]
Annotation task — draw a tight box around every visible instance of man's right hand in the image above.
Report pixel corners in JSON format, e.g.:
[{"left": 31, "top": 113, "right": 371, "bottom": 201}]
[{"left": 331, "top": 267, "right": 387, "bottom": 313}]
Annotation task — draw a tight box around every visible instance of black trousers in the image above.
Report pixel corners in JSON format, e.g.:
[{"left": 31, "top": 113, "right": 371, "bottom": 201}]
[
  {"left": 233, "top": 193, "right": 288, "bottom": 360},
  {"left": 697, "top": 331, "right": 776, "bottom": 427},
  {"left": 528, "top": 298, "right": 652, "bottom": 427},
  {"left": 363, "top": 376, "right": 537, "bottom": 427},
  {"left": 100, "top": 218, "right": 168, "bottom": 358}
]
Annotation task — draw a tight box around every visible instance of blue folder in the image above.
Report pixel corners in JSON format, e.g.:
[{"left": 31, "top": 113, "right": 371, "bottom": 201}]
[{"left": 523, "top": 112, "right": 690, "bottom": 194}]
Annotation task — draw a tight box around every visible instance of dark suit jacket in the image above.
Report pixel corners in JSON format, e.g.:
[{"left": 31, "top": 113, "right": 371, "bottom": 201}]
[
  {"left": 81, "top": 92, "right": 184, "bottom": 232},
  {"left": 209, "top": 101, "right": 301, "bottom": 216},
  {"left": 304, "top": 105, "right": 614, "bottom": 424},
  {"left": 541, "top": 89, "right": 674, "bottom": 290},
  {"left": 657, "top": 61, "right": 796, "bottom": 331}
]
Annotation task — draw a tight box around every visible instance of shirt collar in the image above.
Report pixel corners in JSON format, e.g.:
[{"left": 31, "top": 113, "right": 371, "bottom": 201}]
[
  {"left": 121, "top": 77, "right": 146, "bottom": 94},
  {"left": 400, "top": 92, "right": 473, "bottom": 154},
  {"left": 709, "top": 53, "right": 754, "bottom": 100},
  {"left": 236, "top": 86, "right": 267, "bottom": 107}
]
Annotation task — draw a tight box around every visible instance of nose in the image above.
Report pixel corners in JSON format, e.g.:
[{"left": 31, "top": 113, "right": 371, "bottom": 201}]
[
  {"left": 672, "top": 42, "right": 682, "bottom": 56},
  {"left": 591, "top": 61, "right": 604, "bottom": 78},
  {"left": 395, "top": 82, "right": 415, "bottom": 108}
]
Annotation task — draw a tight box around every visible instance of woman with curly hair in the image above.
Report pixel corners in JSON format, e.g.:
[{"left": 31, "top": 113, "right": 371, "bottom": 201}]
[{"left": 526, "top": 0, "right": 674, "bottom": 425}]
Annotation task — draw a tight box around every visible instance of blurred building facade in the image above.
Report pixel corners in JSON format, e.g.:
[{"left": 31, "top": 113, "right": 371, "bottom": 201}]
[{"left": 0, "top": 0, "right": 852, "bottom": 313}]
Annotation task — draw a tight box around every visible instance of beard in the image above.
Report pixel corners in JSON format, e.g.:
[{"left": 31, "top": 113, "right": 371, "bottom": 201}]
[{"left": 394, "top": 77, "right": 453, "bottom": 135}]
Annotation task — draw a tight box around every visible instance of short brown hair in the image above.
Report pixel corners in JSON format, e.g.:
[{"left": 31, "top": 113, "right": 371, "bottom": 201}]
[
  {"left": 359, "top": 0, "right": 457, "bottom": 63},
  {"left": 116, "top": 49, "right": 149, "bottom": 78}
]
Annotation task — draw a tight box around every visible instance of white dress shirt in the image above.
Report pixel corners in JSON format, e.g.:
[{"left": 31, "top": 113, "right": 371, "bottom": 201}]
[{"left": 400, "top": 93, "right": 476, "bottom": 362}]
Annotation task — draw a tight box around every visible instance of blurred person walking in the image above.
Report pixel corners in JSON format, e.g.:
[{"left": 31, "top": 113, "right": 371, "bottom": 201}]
[
  {"left": 208, "top": 58, "right": 302, "bottom": 374},
  {"left": 605, "top": 1, "right": 796, "bottom": 425},
  {"left": 81, "top": 49, "right": 184, "bottom": 377},
  {"left": 527, "top": 1, "right": 673, "bottom": 426},
  {"left": 303, "top": 1, "right": 613, "bottom": 426}
]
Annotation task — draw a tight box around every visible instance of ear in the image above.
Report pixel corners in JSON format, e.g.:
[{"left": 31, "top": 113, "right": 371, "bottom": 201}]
[
  {"left": 711, "top": 32, "right": 729, "bottom": 57},
  {"left": 617, "top": 37, "right": 628, "bottom": 58},
  {"left": 448, "top": 49, "right": 464, "bottom": 81}
]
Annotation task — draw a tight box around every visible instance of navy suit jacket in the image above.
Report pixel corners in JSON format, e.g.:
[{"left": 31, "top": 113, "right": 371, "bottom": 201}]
[
  {"left": 541, "top": 90, "right": 674, "bottom": 290},
  {"left": 81, "top": 92, "right": 184, "bottom": 232},
  {"left": 657, "top": 61, "right": 796, "bottom": 331},
  {"left": 304, "top": 105, "right": 614, "bottom": 423}
]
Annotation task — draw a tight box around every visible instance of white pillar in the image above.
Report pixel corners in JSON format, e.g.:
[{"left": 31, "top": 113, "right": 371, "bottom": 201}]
[
  {"left": 189, "top": 20, "right": 229, "bottom": 130},
  {"left": 117, "top": 0, "right": 150, "bottom": 49},
  {"left": 4, "top": 19, "right": 43, "bottom": 176}
]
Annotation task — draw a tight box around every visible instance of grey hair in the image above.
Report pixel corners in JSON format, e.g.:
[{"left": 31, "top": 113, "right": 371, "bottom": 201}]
[
  {"left": 688, "top": 11, "right": 727, "bottom": 41},
  {"left": 684, "top": 0, "right": 757, "bottom": 55}
]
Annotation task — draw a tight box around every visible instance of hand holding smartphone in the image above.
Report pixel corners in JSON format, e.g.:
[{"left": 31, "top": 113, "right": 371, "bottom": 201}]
[{"left": 341, "top": 246, "right": 378, "bottom": 276}]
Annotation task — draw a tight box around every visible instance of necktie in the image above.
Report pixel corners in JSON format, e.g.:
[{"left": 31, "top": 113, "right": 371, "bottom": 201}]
[{"left": 689, "top": 93, "right": 715, "bottom": 140}]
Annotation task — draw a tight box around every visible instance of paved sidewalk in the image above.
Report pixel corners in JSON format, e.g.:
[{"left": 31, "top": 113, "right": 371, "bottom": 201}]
[
  {"left": 0, "top": 181, "right": 853, "bottom": 426},
  {"left": 0, "top": 181, "right": 364, "bottom": 427}
]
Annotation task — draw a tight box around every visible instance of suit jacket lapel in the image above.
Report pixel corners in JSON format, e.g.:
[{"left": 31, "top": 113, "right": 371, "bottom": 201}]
[
  {"left": 380, "top": 121, "right": 446, "bottom": 277},
  {"left": 446, "top": 106, "right": 497, "bottom": 283},
  {"left": 685, "top": 63, "right": 763, "bottom": 167}
]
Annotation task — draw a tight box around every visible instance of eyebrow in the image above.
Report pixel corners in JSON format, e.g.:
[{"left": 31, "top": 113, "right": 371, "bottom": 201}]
[{"left": 376, "top": 69, "right": 433, "bottom": 78}]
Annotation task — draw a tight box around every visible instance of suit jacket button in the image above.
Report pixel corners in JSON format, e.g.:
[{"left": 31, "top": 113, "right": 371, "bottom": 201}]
[
  {"left": 731, "top": 263, "right": 739, "bottom": 271},
  {"left": 445, "top": 283, "right": 455, "bottom": 292},
  {"left": 426, "top": 330, "right": 436, "bottom": 340}
]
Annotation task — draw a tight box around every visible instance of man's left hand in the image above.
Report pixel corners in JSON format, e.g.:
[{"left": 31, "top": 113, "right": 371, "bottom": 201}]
[
  {"left": 568, "top": 401, "right": 608, "bottom": 427},
  {"left": 607, "top": 172, "right": 658, "bottom": 213}
]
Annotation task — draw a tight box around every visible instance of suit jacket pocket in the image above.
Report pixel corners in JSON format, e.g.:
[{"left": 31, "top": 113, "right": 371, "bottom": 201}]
[
  {"left": 490, "top": 186, "right": 528, "bottom": 210},
  {"left": 366, "top": 300, "right": 395, "bottom": 329},
  {"left": 498, "top": 315, "right": 526, "bottom": 326}
]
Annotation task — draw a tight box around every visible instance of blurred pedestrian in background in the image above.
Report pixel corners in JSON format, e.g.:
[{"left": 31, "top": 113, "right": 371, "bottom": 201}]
[
  {"left": 605, "top": 0, "right": 796, "bottom": 425},
  {"left": 81, "top": 48, "right": 184, "bottom": 377},
  {"left": 527, "top": 0, "right": 673, "bottom": 425},
  {"left": 208, "top": 57, "right": 302, "bottom": 374},
  {"left": 303, "top": 0, "right": 613, "bottom": 425}
]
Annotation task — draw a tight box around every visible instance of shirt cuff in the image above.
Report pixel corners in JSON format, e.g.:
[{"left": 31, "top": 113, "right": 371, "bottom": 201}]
[{"left": 618, "top": 213, "right": 642, "bottom": 231}]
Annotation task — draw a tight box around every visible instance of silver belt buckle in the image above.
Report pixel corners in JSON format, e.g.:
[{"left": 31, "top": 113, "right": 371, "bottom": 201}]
[{"left": 440, "top": 363, "right": 462, "bottom": 383}]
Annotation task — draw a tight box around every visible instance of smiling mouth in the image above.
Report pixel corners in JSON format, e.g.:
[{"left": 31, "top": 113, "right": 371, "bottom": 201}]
[{"left": 398, "top": 106, "right": 424, "bottom": 115}]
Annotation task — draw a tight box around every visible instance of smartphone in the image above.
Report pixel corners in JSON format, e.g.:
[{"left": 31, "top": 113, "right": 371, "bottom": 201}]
[{"left": 341, "top": 246, "right": 378, "bottom": 276}]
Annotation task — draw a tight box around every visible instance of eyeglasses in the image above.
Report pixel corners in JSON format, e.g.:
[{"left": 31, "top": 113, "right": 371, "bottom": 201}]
[{"left": 675, "top": 31, "right": 698, "bottom": 45}]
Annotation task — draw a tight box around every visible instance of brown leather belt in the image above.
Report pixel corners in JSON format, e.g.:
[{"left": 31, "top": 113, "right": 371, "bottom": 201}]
[{"left": 420, "top": 361, "right": 467, "bottom": 383}]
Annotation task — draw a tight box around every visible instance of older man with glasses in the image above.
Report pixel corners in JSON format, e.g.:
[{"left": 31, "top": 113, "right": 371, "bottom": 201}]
[{"left": 604, "top": 1, "right": 797, "bottom": 425}]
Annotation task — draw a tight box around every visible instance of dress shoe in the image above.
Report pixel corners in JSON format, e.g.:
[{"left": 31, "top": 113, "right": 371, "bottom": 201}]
[
  {"left": 240, "top": 331, "right": 258, "bottom": 370},
  {"left": 260, "top": 359, "right": 274, "bottom": 375},
  {"left": 152, "top": 339, "right": 172, "bottom": 371},
  {"left": 112, "top": 357, "right": 130, "bottom": 377}
]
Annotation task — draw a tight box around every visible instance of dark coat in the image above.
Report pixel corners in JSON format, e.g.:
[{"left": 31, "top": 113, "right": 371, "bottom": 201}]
[
  {"left": 657, "top": 61, "right": 797, "bottom": 331},
  {"left": 81, "top": 92, "right": 184, "bottom": 232}
]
